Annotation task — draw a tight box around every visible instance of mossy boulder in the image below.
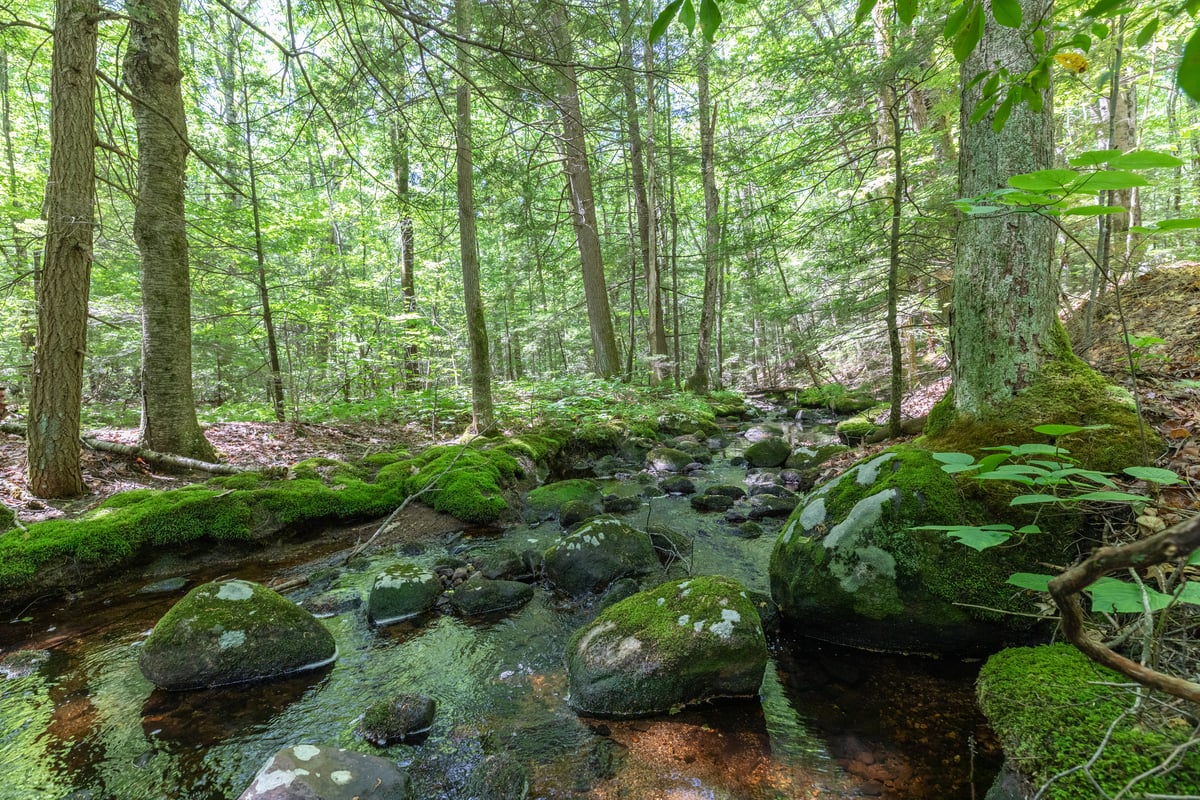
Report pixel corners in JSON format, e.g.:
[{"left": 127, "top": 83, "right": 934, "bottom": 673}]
[
  {"left": 565, "top": 576, "right": 767, "bottom": 717},
  {"left": 690, "top": 493, "right": 735, "bottom": 513},
  {"left": 0, "top": 503, "right": 15, "bottom": 533},
  {"left": 356, "top": 694, "right": 437, "bottom": 746},
  {"left": 978, "top": 644, "right": 1200, "bottom": 799},
  {"left": 523, "top": 479, "right": 602, "bottom": 523},
  {"left": 744, "top": 438, "right": 791, "bottom": 468},
  {"left": 747, "top": 493, "right": 798, "bottom": 519},
  {"left": 138, "top": 579, "right": 337, "bottom": 690},
  {"left": 835, "top": 413, "right": 878, "bottom": 446},
  {"left": 646, "top": 447, "right": 694, "bottom": 473},
  {"left": 544, "top": 516, "right": 660, "bottom": 596},
  {"left": 238, "top": 744, "right": 413, "bottom": 800},
  {"left": 785, "top": 444, "right": 849, "bottom": 472},
  {"left": 659, "top": 475, "right": 696, "bottom": 495},
  {"left": 447, "top": 575, "right": 534, "bottom": 616},
  {"left": 367, "top": 563, "right": 442, "bottom": 625},
  {"left": 388, "top": 445, "right": 519, "bottom": 525},
  {"left": 769, "top": 446, "right": 1057, "bottom": 655}
]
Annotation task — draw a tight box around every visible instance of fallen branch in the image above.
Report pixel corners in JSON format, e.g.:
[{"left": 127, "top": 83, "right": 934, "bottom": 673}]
[
  {"left": 1048, "top": 513, "right": 1200, "bottom": 704},
  {"left": 78, "top": 436, "right": 245, "bottom": 475}
]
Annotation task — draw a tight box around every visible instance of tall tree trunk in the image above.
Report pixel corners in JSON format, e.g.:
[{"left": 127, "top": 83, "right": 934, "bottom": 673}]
[
  {"left": 549, "top": 3, "right": 620, "bottom": 378},
  {"left": 390, "top": 117, "right": 419, "bottom": 390},
  {"left": 456, "top": 0, "right": 493, "bottom": 431},
  {"left": 27, "top": 0, "right": 98, "bottom": 498},
  {"left": 886, "top": 90, "right": 904, "bottom": 438},
  {"left": 686, "top": 42, "right": 720, "bottom": 393},
  {"left": 124, "top": 0, "right": 215, "bottom": 460},
  {"left": 643, "top": 32, "right": 669, "bottom": 384},
  {"left": 950, "top": 0, "right": 1056, "bottom": 416}
]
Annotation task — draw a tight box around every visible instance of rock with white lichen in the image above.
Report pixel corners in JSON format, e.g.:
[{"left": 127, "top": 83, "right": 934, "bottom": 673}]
[
  {"left": 367, "top": 562, "right": 443, "bottom": 625},
  {"left": 565, "top": 575, "right": 767, "bottom": 717},
  {"left": 543, "top": 516, "right": 659, "bottom": 596},
  {"left": 237, "top": 744, "right": 412, "bottom": 799},
  {"left": 138, "top": 579, "right": 336, "bottom": 690}
]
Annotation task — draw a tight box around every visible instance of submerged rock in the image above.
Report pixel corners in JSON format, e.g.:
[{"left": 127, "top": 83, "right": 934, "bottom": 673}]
[
  {"left": 138, "top": 579, "right": 336, "bottom": 691},
  {"left": 447, "top": 575, "right": 534, "bottom": 616},
  {"left": 238, "top": 744, "right": 412, "bottom": 799},
  {"left": 523, "top": 479, "right": 602, "bottom": 523},
  {"left": 1, "top": 649, "right": 50, "bottom": 679},
  {"left": 464, "top": 753, "right": 529, "bottom": 800},
  {"left": 367, "top": 563, "right": 442, "bottom": 626},
  {"left": 645, "top": 447, "right": 693, "bottom": 473},
  {"left": 302, "top": 588, "right": 362, "bottom": 618},
  {"left": 565, "top": 575, "right": 767, "bottom": 717},
  {"left": 747, "top": 493, "right": 798, "bottom": 519},
  {"left": 544, "top": 517, "right": 660, "bottom": 596},
  {"left": 356, "top": 694, "right": 437, "bottom": 746}
]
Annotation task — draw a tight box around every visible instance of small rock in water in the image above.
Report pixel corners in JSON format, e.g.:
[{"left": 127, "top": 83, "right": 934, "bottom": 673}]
[
  {"left": 302, "top": 588, "right": 362, "bottom": 618},
  {"left": 238, "top": 744, "right": 413, "bottom": 799},
  {"left": 136, "top": 577, "right": 188, "bottom": 595},
  {"left": 465, "top": 752, "right": 529, "bottom": 800},
  {"left": 356, "top": 694, "right": 437, "bottom": 746},
  {"left": 0, "top": 649, "right": 50, "bottom": 679}
]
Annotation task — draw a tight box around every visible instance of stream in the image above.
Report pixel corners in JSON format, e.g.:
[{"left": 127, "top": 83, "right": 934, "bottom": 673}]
[{"left": 0, "top": 412, "right": 1002, "bottom": 799}]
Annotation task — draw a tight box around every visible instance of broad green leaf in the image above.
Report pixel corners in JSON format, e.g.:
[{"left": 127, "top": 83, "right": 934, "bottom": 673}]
[
  {"left": 947, "top": 527, "right": 1014, "bottom": 551},
  {"left": 680, "top": 0, "right": 696, "bottom": 33},
  {"left": 1075, "top": 490, "right": 1149, "bottom": 504},
  {"left": 1062, "top": 205, "right": 1127, "bottom": 216},
  {"left": 1008, "top": 169, "right": 1078, "bottom": 192},
  {"left": 1040, "top": 468, "right": 1115, "bottom": 487},
  {"left": 992, "top": 89, "right": 1016, "bottom": 132},
  {"left": 987, "top": 464, "right": 1048, "bottom": 475},
  {"left": 1081, "top": 0, "right": 1125, "bottom": 17},
  {"left": 977, "top": 452, "right": 1014, "bottom": 472},
  {"left": 896, "top": 0, "right": 917, "bottom": 25},
  {"left": 1069, "top": 149, "right": 1121, "bottom": 166},
  {"left": 1069, "top": 170, "right": 1149, "bottom": 193},
  {"left": 1088, "top": 577, "right": 1173, "bottom": 612},
  {"left": 1016, "top": 525, "right": 1042, "bottom": 534},
  {"left": 698, "top": 0, "right": 721, "bottom": 40},
  {"left": 854, "top": 0, "right": 879, "bottom": 26},
  {"left": 1011, "top": 443, "right": 1068, "bottom": 456},
  {"left": 1189, "top": 550, "right": 1200, "bottom": 566},
  {"left": 1033, "top": 423, "right": 1086, "bottom": 436},
  {"left": 1008, "top": 573, "right": 1052, "bottom": 591},
  {"left": 1068, "top": 33, "right": 1093, "bottom": 52},
  {"left": 1177, "top": 581, "right": 1200, "bottom": 606},
  {"left": 1108, "top": 150, "right": 1184, "bottom": 169},
  {"left": 969, "top": 92, "right": 1001, "bottom": 125},
  {"left": 1181, "top": 29, "right": 1200, "bottom": 104},
  {"left": 933, "top": 452, "right": 975, "bottom": 465},
  {"left": 998, "top": 191, "right": 1064, "bottom": 207},
  {"left": 1122, "top": 466, "right": 1183, "bottom": 484},
  {"left": 941, "top": 463, "right": 982, "bottom": 473},
  {"left": 1135, "top": 17, "right": 1159, "bottom": 47},
  {"left": 1155, "top": 218, "right": 1200, "bottom": 231},
  {"left": 1009, "top": 493, "right": 1061, "bottom": 505},
  {"left": 1022, "top": 85, "right": 1044, "bottom": 113},
  {"left": 991, "top": 0, "right": 1022, "bottom": 28},
  {"left": 650, "top": 0, "right": 683, "bottom": 42},
  {"left": 943, "top": 1, "right": 972, "bottom": 38},
  {"left": 954, "top": 2, "right": 984, "bottom": 62},
  {"left": 1091, "top": 22, "right": 1109, "bottom": 40},
  {"left": 977, "top": 472, "right": 1035, "bottom": 485}
]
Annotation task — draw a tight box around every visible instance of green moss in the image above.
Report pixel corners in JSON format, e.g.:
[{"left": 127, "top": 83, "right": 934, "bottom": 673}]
[
  {"left": 393, "top": 445, "right": 516, "bottom": 524},
  {"left": 362, "top": 452, "right": 403, "bottom": 468},
  {"left": 796, "top": 384, "right": 876, "bottom": 413},
  {"left": 207, "top": 472, "right": 263, "bottom": 491},
  {"left": 979, "top": 644, "right": 1200, "bottom": 799},
  {"left": 0, "top": 503, "right": 13, "bottom": 533},
  {"left": 923, "top": 345, "right": 1157, "bottom": 472}
]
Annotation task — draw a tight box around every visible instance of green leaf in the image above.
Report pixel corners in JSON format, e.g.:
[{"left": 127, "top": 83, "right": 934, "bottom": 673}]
[
  {"left": 977, "top": 452, "right": 1013, "bottom": 472},
  {"left": 943, "top": 1, "right": 972, "bottom": 38},
  {"left": 1155, "top": 218, "right": 1200, "bottom": 231},
  {"left": 1081, "top": 0, "right": 1125, "bottom": 17},
  {"left": 1091, "top": 22, "right": 1110, "bottom": 40},
  {"left": 977, "top": 472, "right": 1035, "bottom": 485},
  {"left": 1088, "top": 577, "right": 1173, "bottom": 613},
  {"left": 650, "top": 0, "right": 683, "bottom": 42},
  {"left": 854, "top": 0, "right": 879, "bottom": 25},
  {"left": 1182, "top": 29, "right": 1200, "bottom": 104},
  {"left": 941, "top": 463, "right": 983, "bottom": 474},
  {"left": 1011, "top": 443, "right": 1068, "bottom": 456},
  {"left": 1068, "top": 32, "right": 1093, "bottom": 52},
  {"left": 1009, "top": 493, "right": 1061, "bottom": 505},
  {"left": 1062, "top": 205, "right": 1128, "bottom": 216},
  {"left": 1069, "top": 149, "right": 1121, "bottom": 166},
  {"left": 991, "top": 0, "right": 1022, "bottom": 28},
  {"left": 1136, "top": 17, "right": 1159, "bottom": 48},
  {"left": 992, "top": 89, "right": 1016, "bottom": 132},
  {"left": 698, "top": 0, "right": 721, "bottom": 40},
  {"left": 1033, "top": 423, "right": 1085, "bottom": 436},
  {"left": 1122, "top": 466, "right": 1183, "bottom": 485},
  {"left": 1075, "top": 490, "right": 1149, "bottom": 504},
  {"left": 1177, "top": 581, "right": 1200, "bottom": 606},
  {"left": 968, "top": 92, "right": 1001, "bottom": 125},
  {"left": 1189, "top": 550, "right": 1200, "bottom": 566},
  {"left": 1108, "top": 150, "right": 1185, "bottom": 169},
  {"left": 896, "top": 0, "right": 916, "bottom": 25},
  {"left": 1008, "top": 169, "right": 1078, "bottom": 192},
  {"left": 680, "top": 0, "right": 696, "bottom": 33},
  {"left": 1040, "top": 468, "right": 1115, "bottom": 487},
  {"left": 1008, "top": 573, "right": 1052, "bottom": 591},
  {"left": 933, "top": 452, "right": 976, "bottom": 465},
  {"left": 1070, "top": 170, "right": 1149, "bottom": 192},
  {"left": 954, "top": 2, "right": 984, "bottom": 62}
]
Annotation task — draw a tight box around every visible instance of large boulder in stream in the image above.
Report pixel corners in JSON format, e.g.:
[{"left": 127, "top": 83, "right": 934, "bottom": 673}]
[
  {"left": 523, "top": 479, "right": 602, "bottom": 523},
  {"left": 769, "top": 446, "right": 1058, "bottom": 655},
  {"left": 543, "top": 516, "right": 660, "bottom": 596},
  {"left": 566, "top": 575, "right": 767, "bottom": 717},
  {"left": 238, "top": 744, "right": 413, "bottom": 799},
  {"left": 138, "top": 579, "right": 336, "bottom": 691},
  {"left": 744, "top": 438, "right": 791, "bottom": 468},
  {"left": 447, "top": 575, "right": 534, "bottom": 616},
  {"left": 368, "top": 562, "right": 443, "bottom": 625}
]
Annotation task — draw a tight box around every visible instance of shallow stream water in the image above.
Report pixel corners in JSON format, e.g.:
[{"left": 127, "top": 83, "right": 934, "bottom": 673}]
[{"left": 0, "top": 413, "right": 1001, "bottom": 799}]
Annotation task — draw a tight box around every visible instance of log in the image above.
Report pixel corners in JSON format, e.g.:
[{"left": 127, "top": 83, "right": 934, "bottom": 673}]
[{"left": 1047, "top": 513, "right": 1200, "bottom": 704}]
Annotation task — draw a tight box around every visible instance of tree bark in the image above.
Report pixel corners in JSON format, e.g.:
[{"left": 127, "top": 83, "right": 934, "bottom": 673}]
[
  {"left": 950, "top": 0, "right": 1056, "bottom": 416},
  {"left": 643, "top": 32, "right": 669, "bottom": 384},
  {"left": 549, "top": 3, "right": 620, "bottom": 378},
  {"left": 456, "top": 0, "right": 493, "bottom": 431},
  {"left": 27, "top": 0, "right": 98, "bottom": 498},
  {"left": 391, "top": 117, "right": 420, "bottom": 390},
  {"left": 124, "top": 0, "right": 215, "bottom": 460},
  {"left": 686, "top": 42, "right": 720, "bottom": 393}
]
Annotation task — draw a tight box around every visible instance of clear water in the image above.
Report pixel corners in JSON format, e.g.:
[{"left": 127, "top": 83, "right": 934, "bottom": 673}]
[{"left": 0, "top": 415, "right": 1001, "bottom": 799}]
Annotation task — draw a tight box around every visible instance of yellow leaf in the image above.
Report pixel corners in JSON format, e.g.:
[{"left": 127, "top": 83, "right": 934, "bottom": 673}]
[{"left": 1054, "top": 52, "right": 1089, "bottom": 73}]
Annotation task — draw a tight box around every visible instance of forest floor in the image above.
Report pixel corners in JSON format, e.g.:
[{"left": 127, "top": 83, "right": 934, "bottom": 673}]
[{"left": 3, "top": 263, "right": 1200, "bottom": 529}]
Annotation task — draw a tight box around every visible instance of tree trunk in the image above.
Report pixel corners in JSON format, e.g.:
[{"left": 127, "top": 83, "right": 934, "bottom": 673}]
[
  {"left": 124, "top": 0, "right": 215, "bottom": 460},
  {"left": 886, "top": 91, "right": 904, "bottom": 438},
  {"left": 686, "top": 42, "right": 720, "bottom": 393},
  {"left": 456, "top": 0, "right": 493, "bottom": 431},
  {"left": 950, "top": 0, "right": 1057, "bottom": 416},
  {"left": 549, "top": 3, "right": 620, "bottom": 378},
  {"left": 390, "top": 117, "right": 420, "bottom": 390},
  {"left": 27, "top": 0, "right": 98, "bottom": 498},
  {"left": 643, "top": 33, "right": 669, "bottom": 384}
]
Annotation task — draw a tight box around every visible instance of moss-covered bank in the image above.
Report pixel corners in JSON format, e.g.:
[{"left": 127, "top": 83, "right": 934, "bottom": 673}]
[{"left": 978, "top": 644, "right": 1200, "bottom": 799}]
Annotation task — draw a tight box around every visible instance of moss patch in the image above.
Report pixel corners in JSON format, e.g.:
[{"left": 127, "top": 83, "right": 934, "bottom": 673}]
[
  {"left": 387, "top": 444, "right": 519, "bottom": 525},
  {"left": 978, "top": 644, "right": 1200, "bottom": 799}
]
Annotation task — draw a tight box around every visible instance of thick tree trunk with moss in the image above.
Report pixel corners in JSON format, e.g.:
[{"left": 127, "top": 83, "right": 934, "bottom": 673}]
[
  {"left": 125, "top": 0, "right": 216, "bottom": 461},
  {"left": 950, "top": 0, "right": 1056, "bottom": 417},
  {"left": 27, "top": 0, "right": 98, "bottom": 498}
]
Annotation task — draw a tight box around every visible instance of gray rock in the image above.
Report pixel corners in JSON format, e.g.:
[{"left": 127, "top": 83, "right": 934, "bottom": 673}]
[
  {"left": 745, "top": 438, "right": 791, "bottom": 468},
  {"left": 472, "top": 547, "right": 526, "bottom": 580},
  {"left": 602, "top": 494, "right": 642, "bottom": 514},
  {"left": 645, "top": 447, "right": 694, "bottom": 473},
  {"left": 447, "top": 576, "right": 534, "bottom": 616},
  {"left": 523, "top": 480, "right": 602, "bottom": 523},
  {"left": 544, "top": 517, "right": 660, "bottom": 596},
  {"left": 367, "top": 563, "right": 442, "bottom": 626},
  {"left": 237, "top": 744, "right": 412, "bottom": 799},
  {"left": 356, "top": 694, "right": 437, "bottom": 745},
  {"left": 705, "top": 484, "right": 747, "bottom": 500},
  {"left": 658, "top": 475, "right": 696, "bottom": 495},
  {"left": 137, "top": 577, "right": 188, "bottom": 595},
  {"left": 748, "top": 493, "right": 798, "bottom": 519},
  {"left": 560, "top": 500, "right": 600, "bottom": 529},
  {"left": 138, "top": 580, "right": 336, "bottom": 691}
]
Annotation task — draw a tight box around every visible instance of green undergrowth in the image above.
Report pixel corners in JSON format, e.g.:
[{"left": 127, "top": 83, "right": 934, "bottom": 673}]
[
  {"left": 978, "top": 644, "right": 1200, "bottom": 799},
  {"left": 794, "top": 383, "right": 877, "bottom": 413}
]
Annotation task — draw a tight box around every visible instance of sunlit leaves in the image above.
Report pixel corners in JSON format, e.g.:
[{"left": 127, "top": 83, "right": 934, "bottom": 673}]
[
  {"left": 1175, "top": 29, "right": 1200, "bottom": 102},
  {"left": 954, "top": 2, "right": 985, "bottom": 62},
  {"left": 990, "top": 0, "right": 1022, "bottom": 28}
]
